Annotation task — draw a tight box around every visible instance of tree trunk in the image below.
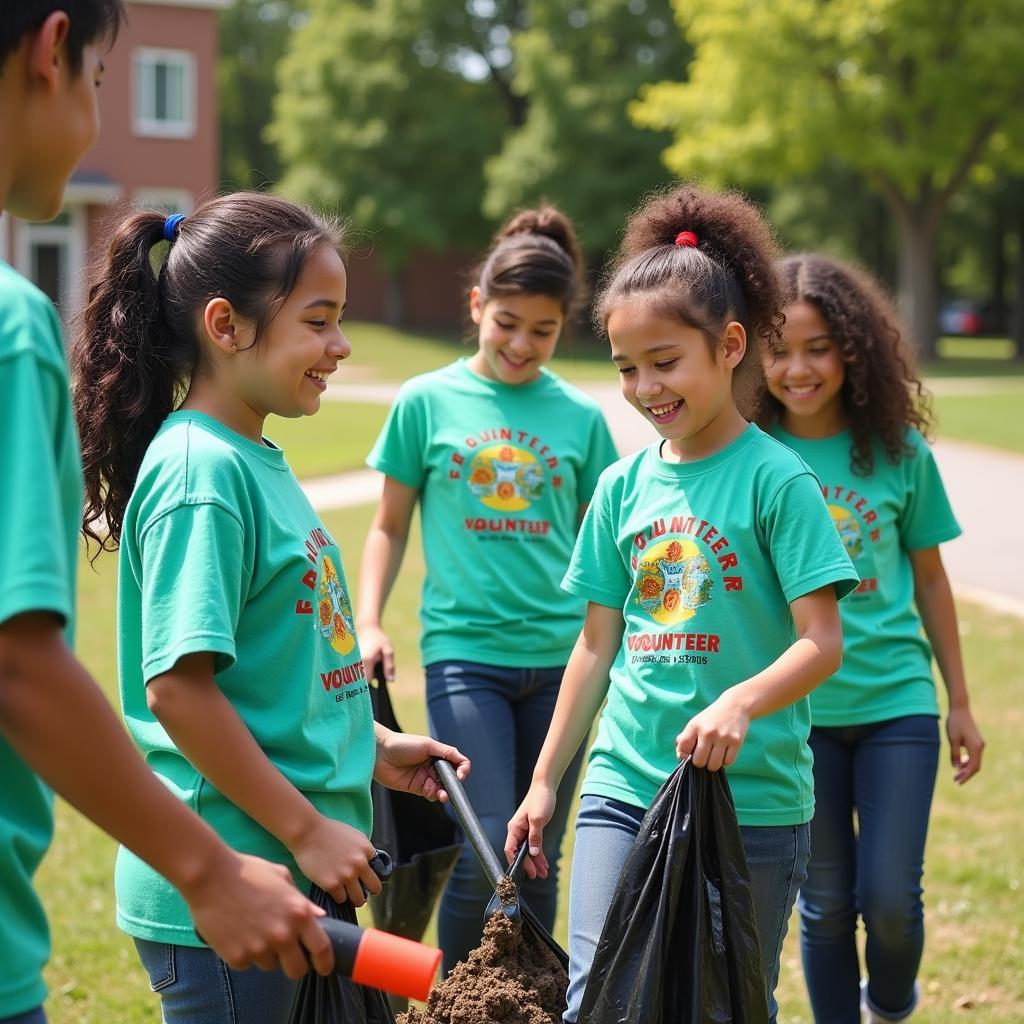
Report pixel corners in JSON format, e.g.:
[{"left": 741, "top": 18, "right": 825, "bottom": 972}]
[
  {"left": 1013, "top": 201, "right": 1024, "bottom": 360},
  {"left": 384, "top": 269, "right": 405, "bottom": 328},
  {"left": 891, "top": 202, "right": 940, "bottom": 359}
]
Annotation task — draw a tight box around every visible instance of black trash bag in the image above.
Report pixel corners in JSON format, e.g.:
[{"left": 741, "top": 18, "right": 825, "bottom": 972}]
[
  {"left": 286, "top": 886, "right": 398, "bottom": 1024},
  {"left": 577, "top": 759, "right": 771, "bottom": 1024},
  {"left": 368, "top": 665, "right": 461, "bottom": 942}
]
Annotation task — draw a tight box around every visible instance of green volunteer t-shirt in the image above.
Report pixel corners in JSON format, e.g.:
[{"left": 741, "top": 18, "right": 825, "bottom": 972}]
[
  {"left": 564, "top": 425, "right": 859, "bottom": 826},
  {"left": 768, "top": 425, "right": 960, "bottom": 726},
  {"left": 0, "top": 261, "right": 83, "bottom": 1017},
  {"left": 115, "top": 411, "right": 374, "bottom": 946},
  {"left": 367, "top": 359, "right": 618, "bottom": 667}
]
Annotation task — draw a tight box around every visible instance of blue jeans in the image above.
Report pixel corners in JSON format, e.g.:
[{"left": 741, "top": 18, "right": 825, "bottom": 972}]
[
  {"left": 426, "top": 660, "right": 585, "bottom": 974},
  {"left": 134, "top": 939, "right": 297, "bottom": 1023},
  {"left": 799, "top": 715, "right": 939, "bottom": 1024},
  {"left": 0, "top": 1009, "right": 47, "bottom": 1024},
  {"left": 565, "top": 793, "right": 809, "bottom": 1024}
]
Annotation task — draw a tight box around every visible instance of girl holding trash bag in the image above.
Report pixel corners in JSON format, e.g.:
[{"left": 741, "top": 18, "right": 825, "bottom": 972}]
[
  {"left": 73, "top": 192, "right": 469, "bottom": 1023},
  {"left": 357, "top": 206, "right": 618, "bottom": 973},
  {"left": 506, "top": 185, "right": 859, "bottom": 1024},
  {"left": 760, "top": 254, "right": 984, "bottom": 1024}
]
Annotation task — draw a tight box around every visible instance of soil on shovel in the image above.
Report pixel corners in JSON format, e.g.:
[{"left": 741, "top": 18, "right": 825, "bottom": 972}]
[{"left": 398, "top": 908, "right": 567, "bottom": 1024}]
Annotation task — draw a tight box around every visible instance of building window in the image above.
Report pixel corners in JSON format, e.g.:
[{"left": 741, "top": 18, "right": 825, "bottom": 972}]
[
  {"left": 134, "top": 48, "right": 196, "bottom": 138},
  {"left": 14, "top": 208, "right": 87, "bottom": 324}
]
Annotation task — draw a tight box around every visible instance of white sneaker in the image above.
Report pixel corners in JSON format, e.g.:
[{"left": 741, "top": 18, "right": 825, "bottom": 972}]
[{"left": 860, "top": 978, "right": 919, "bottom": 1023}]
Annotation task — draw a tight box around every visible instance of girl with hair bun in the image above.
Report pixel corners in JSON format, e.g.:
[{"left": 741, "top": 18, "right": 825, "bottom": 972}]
[
  {"left": 761, "top": 253, "right": 983, "bottom": 1024},
  {"left": 358, "top": 205, "right": 618, "bottom": 972},
  {"left": 73, "top": 191, "right": 468, "bottom": 1021},
  {"left": 506, "top": 186, "right": 858, "bottom": 1023}
]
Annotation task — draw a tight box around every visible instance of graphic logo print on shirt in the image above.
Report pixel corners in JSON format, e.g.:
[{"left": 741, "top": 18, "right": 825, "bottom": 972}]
[
  {"left": 829, "top": 504, "right": 864, "bottom": 558},
  {"left": 635, "top": 538, "right": 713, "bottom": 624},
  {"left": 317, "top": 554, "right": 356, "bottom": 656},
  {"left": 468, "top": 444, "right": 545, "bottom": 511}
]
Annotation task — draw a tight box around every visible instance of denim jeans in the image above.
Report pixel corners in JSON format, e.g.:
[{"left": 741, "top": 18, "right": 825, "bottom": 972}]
[
  {"left": 0, "top": 1009, "right": 47, "bottom": 1024},
  {"left": 564, "top": 793, "right": 809, "bottom": 1024},
  {"left": 134, "top": 939, "right": 297, "bottom": 1023},
  {"left": 425, "top": 660, "right": 585, "bottom": 974},
  {"left": 799, "top": 715, "right": 939, "bottom": 1024}
]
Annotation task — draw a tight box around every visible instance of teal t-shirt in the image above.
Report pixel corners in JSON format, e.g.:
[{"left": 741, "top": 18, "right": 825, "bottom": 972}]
[
  {"left": 115, "top": 411, "right": 375, "bottom": 946},
  {"left": 367, "top": 359, "right": 618, "bottom": 667},
  {"left": 768, "top": 425, "right": 960, "bottom": 726},
  {"left": 564, "top": 425, "right": 859, "bottom": 826},
  {"left": 0, "top": 261, "right": 83, "bottom": 1016}
]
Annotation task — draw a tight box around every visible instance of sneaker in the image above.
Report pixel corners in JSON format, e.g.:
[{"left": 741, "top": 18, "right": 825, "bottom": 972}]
[{"left": 860, "top": 978, "right": 919, "bottom": 1023}]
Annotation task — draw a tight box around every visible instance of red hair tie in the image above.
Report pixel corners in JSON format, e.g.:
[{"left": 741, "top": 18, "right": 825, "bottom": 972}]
[{"left": 674, "top": 230, "right": 699, "bottom": 248}]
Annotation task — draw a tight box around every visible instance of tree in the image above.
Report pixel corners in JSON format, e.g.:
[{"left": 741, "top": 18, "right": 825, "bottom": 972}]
[
  {"left": 219, "top": 0, "right": 307, "bottom": 188},
  {"left": 482, "top": 0, "right": 690, "bottom": 257},
  {"left": 269, "top": 0, "right": 505, "bottom": 322},
  {"left": 632, "top": 0, "right": 1024, "bottom": 354}
]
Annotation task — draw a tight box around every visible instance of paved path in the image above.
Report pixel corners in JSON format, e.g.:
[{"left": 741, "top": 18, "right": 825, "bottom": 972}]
[{"left": 306, "top": 380, "right": 1024, "bottom": 616}]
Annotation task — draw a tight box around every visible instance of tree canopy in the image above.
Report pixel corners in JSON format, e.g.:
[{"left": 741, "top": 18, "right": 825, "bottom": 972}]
[{"left": 632, "top": 0, "right": 1024, "bottom": 349}]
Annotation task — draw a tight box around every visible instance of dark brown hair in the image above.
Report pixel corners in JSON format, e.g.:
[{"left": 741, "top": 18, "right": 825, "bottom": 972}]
[
  {"left": 0, "top": 0, "right": 124, "bottom": 74},
  {"left": 759, "top": 253, "right": 932, "bottom": 476},
  {"left": 72, "top": 192, "right": 344, "bottom": 554},
  {"left": 474, "top": 205, "right": 584, "bottom": 317},
  {"left": 595, "top": 185, "right": 783, "bottom": 417}
]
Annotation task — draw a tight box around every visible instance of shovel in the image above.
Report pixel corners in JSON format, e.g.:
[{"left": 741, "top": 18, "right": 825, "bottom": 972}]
[{"left": 431, "top": 757, "right": 526, "bottom": 923}]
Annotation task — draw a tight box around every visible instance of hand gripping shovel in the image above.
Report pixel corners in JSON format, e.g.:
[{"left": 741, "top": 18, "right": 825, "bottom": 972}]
[
  {"left": 431, "top": 758, "right": 570, "bottom": 972},
  {"left": 431, "top": 757, "right": 526, "bottom": 923}
]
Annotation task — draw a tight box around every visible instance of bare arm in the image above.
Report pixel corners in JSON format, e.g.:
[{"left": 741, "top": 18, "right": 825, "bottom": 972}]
[
  {"left": 676, "top": 584, "right": 843, "bottom": 770},
  {"left": 505, "top": 601, "right": 623, "bottom": 877},
  {"left": 0, "top": 613, "right": 333, "bottom": 976},
  {"left": 147, "top": 652, "right": 381, "bottom": 905},
  {"left": 910, "top": 546, "right": 984, "bottom": 783},
  {"left": 356, "top": 475, "right": 418, "bottom": 680}
]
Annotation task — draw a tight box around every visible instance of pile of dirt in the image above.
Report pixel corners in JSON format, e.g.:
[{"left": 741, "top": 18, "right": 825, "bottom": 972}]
[{"left": 398, "top": 909, "right": 567, "bottom": 1024}]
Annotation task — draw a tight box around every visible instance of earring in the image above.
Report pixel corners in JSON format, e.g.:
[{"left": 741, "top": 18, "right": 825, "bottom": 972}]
[{"left": 230, "top": 343, "right": 238, "bottom": 351}]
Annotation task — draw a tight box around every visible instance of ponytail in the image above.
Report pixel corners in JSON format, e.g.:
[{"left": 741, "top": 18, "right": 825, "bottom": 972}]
[
  {"left": 73, "top": 211, "right": 196, "bottom": 554},
  {"left": 474, "top": 204, "right": 584, "bottom": 316},
  {"left": 72, "top": 192, "right": 344, "bottom": 554}
]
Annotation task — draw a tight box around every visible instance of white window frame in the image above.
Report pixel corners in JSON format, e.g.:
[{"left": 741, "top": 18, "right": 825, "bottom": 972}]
[
  {"left": 133, "top": 47, "right": 196, "bottom": 139},
  {"left": 14, "top": 206, "right": 88, "bottom": 322},
  {"left": 133, "top": 188, "right": 194, "bottom": 215}
]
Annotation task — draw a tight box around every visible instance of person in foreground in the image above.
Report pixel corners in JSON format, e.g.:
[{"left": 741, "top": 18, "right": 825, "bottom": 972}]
[
  {"left": 0, "top": 4, "right": 358, "bottom": 1020},
  {"left": 506, "top": 185, "right": 859, "bottom": 1024}
]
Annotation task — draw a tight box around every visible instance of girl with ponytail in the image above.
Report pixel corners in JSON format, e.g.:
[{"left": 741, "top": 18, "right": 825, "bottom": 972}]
[
  {"left": 73, "top": 192, "right": 467, "bottom": 1022},
  {"left": 506, "top": 186, "right": 859, "bottom": 1023},
  {"left": 358, "top": 206, "right": 618, "bottom": 972}
]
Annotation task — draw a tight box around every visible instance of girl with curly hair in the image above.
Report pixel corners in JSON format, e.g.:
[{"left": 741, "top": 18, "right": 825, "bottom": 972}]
[
  {"left": 358, "top": 206, "right": 618, "bottom": 973},
  {"left": 506, "top": 186, "right": 858, "bottom": 1024},
  {"left": 760, "top": 253, "right": 984, "bottom": 1024}
]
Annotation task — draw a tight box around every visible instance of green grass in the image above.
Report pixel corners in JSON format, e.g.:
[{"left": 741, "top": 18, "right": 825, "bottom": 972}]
[
  {"left": 265, "top": 400, "right": 388, "bottom": 479},
  {"left": 931, "top": 385, "right": 1024, "bottom": 454},
  {"left": 38, "top": 501, "right": 1024, "bottom": 1022}
]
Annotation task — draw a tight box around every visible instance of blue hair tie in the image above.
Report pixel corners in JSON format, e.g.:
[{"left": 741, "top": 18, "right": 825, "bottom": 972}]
[{"left": 163, "top": 213, "right": 185, "bottom": 242}]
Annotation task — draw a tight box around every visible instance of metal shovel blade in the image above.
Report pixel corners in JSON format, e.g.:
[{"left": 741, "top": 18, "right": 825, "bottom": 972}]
[{"left": 484, "top": 841, "right": 529, "bottom": 923}]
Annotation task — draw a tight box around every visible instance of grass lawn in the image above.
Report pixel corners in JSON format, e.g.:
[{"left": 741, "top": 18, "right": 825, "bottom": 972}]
[
  {"left": 39, "top": 501, "right": 1024, "bottom": 1023},
  {"left": 931, "top": 385, "right": 1024, "bottom": 455},
  {"left": 266, "top": 400, "right": 388, "bottom": 479}
]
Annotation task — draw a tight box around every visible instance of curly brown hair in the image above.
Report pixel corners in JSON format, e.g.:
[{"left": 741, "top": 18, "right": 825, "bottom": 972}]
[
  {"left": 472, "top": 204, "right": 585, "bottom": 318},
  {"left": 759, "top": 253, "right": 933, "bottom": 476},
  {"left": 594, "top": 184, "right": 783, "bottom": 418}
]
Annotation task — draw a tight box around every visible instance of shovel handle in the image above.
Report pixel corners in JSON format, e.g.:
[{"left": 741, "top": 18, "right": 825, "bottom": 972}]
[{"left": 432, "top": 757, "right": 506, "bottom": 889}]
